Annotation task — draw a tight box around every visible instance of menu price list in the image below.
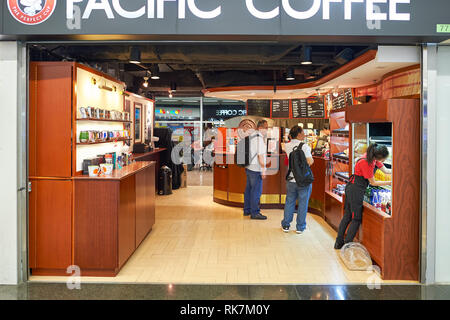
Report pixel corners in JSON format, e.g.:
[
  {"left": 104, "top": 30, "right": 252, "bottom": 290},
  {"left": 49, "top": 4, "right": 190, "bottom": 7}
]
[
  {"left": 292, "top": 97, "right": 325, "bottom": 119},
  {"left": 271, "top": 100, "right": 290, "bottom": 118},
  {"left": 247, "top": 99, "right": 270, "bottom": 118},
  {"left": 332, "top": 88, "right": 353, "bottom": 110}
]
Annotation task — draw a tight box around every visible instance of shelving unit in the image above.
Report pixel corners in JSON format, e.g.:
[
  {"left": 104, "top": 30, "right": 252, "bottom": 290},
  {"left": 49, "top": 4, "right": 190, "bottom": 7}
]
[
  {"left": 346, "top": 99, "right": 420, "bottom": 281},
  {"left": 77, "top": 138, "right": 131, "bottom": 146},
  {"left": 76, "top": 118, "right": 132, "bottom": 123},
  {"left": 324, "top": 108, "right": 352, "bottom": 230}
]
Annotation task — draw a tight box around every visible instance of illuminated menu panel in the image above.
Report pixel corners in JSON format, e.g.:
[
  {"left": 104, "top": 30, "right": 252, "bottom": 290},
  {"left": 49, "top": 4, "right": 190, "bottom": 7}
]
[{"left": 292, "top": 96, "right": 325, "bottom": 118}]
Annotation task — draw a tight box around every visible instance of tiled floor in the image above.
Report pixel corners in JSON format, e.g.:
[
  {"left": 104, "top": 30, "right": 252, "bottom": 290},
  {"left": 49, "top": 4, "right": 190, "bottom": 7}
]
[
  {"left": 186, "top": 168, "right": 213, "bottom": 186},
  {"left": 1, "top": 283, "right": 449, "bottom": 300},
  {"left": 30, "top": 177, "right": 415, "bottom": 285}
]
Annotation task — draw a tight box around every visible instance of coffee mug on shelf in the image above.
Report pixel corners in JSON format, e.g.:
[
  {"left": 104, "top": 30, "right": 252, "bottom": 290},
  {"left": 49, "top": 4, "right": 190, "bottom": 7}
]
[
  {"left": 80, "top": 107, "right": 88, "bottom": 119},
  {"left": 86, "top": 106, "right": 93, "bottom": 118},
  {"left": 80, "top": 131, "right": 89, "bottom": 143},
  {"left": 88, "top": 131, "right": 96, "bottom": 143}
]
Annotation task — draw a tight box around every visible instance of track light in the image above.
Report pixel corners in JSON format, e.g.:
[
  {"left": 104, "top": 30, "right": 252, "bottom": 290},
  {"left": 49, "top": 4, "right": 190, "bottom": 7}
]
[
  {"left": 170, "top": 82, "right": 177, "bottom": 92},
  {"left": 130, "top": 46, "right": 141, "bottom": 64},
  {"left": 286, "top": 67, "right": 295, "bottom": 81},
  {"left": 143, "top": 76, "right": 149, "bottom": 88},
  {"left": 301, "top": 46, "right": 312, "bottom": 65},
  {"left": 151, "top": 64, "right": 160, "bottom": 80}
]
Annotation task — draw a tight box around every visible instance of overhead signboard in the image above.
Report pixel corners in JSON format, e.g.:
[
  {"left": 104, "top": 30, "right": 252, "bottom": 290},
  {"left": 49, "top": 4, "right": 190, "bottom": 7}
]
[{"left": 2, "top": 0, "right": 450, "bottom": 39}]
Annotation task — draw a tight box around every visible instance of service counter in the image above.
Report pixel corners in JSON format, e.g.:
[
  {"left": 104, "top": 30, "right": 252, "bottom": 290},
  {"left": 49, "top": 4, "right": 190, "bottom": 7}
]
[{"left": 213, "top": 152, "right": 328, "bottom": 216}]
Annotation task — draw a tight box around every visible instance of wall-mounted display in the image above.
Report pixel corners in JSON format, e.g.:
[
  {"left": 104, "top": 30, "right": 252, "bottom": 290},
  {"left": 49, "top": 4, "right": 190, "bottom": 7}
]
[
  {"left": 247, "top": 99, "right": 270, "bottom": 118},
  {"left": 292, "top": 97, "right": 325, "bottom": 119},
  {"left": 271, "top": 100, "right": 290, "bottom": 118}
]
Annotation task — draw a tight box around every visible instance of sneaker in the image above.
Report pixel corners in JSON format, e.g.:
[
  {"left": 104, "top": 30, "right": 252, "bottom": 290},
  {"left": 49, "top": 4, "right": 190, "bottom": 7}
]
[
  {"left": 243, "top": 212, "right": 251, "bottom": 217},
  {"left": 282, "top": 226, "right": 290, "bottom": 233},
  {"left": 251, "top": 213, "right": 267, "bottom": 220},
  {"left": 334, "top": 241, "right": 344, "bottom": 250},
  {"left": 296, "top": 230, "right": 304, "bottom": 234}
]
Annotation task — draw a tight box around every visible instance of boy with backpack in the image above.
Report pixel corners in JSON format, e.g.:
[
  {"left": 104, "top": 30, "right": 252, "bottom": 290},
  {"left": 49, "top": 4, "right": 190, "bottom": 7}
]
[{"left": 282, "top": 125, "right": 314, "bottom": 233}]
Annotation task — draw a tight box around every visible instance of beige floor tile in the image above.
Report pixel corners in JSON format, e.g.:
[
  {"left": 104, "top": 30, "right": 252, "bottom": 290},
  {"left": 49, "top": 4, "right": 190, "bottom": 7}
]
[{"left": 30, "top": 171, "right": 417, "bottom": 285}]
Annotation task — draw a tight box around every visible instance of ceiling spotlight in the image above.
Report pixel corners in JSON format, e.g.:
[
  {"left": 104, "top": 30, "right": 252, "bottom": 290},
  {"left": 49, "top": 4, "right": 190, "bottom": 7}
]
[
  {"left": 170, "top": 82, "right": 177, "bottom": 92},
  {"left": 143, "top": 76, "right": 149, "bottom": 88},
  {"left": 286, "top": 67, "right": 295, "bottom": 81},
  {"left": 301, "top": 46, "right": 312, "bottom": 65},
  {"left": 151, "top": 65, "right": 160, "bottom": 80},
  {"left": 332, "top": 86, "right": 339, "bottom": 97},
  {"left": 129, "top": 46, "right": 141, "bottom": 64}
]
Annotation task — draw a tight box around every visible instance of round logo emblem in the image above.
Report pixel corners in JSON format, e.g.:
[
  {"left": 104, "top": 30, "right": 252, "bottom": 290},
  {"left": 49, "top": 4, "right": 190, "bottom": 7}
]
[{"left": 7, "top": 0, "right": 57, "bottom": 25}]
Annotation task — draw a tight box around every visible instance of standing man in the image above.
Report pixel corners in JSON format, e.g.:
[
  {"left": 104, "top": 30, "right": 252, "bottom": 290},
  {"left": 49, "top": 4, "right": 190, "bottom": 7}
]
[
  {"left": 244, "top": 120, "right": 271, "bottom": 220},
  {"left": 281, "top": 125, "right": 314, "bottom": 233}
]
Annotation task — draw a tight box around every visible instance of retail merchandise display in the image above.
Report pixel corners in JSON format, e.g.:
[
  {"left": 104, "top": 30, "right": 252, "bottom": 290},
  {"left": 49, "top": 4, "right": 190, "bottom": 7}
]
[
  {"left": 364, "top": 186, "right": 392, "bottom": 215},
  {"left": 79, "top": 107, "right": 130, "bottom": 121}
]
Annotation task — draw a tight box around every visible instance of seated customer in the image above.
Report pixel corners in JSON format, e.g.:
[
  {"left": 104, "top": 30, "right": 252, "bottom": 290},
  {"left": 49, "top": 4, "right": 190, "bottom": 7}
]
[{"left": 281, "top": 125, "right": 314, "bottom": 234}]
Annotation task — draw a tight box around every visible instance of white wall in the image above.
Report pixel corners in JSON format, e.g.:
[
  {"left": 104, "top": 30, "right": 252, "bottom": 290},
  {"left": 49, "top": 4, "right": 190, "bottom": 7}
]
[
  {"left": 0, "top": 42, "right": 19, "bottom": 284},
  {"left": 434, "top": 46, "right": 450, "bottom": 283}
]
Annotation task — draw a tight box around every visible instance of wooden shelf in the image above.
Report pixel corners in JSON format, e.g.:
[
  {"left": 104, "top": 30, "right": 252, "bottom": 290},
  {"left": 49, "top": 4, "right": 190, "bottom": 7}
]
[
  {"left": 333, "top": 174, "right": 349, "bottom": 183},
  {"left": 77, "top": 138, "right": 131, "bottom": 146},
  {"left": 325, "top": 190, "right": 343, "bottom": 203},
  {"left": 332, "top": 157, "right": 349, "bottom": 165},
  {"left": 363, "top": 201, "right": 392, "bottom": 219},
  {"left": 76, "top": 118, "right": 131, "bottom": 123}
]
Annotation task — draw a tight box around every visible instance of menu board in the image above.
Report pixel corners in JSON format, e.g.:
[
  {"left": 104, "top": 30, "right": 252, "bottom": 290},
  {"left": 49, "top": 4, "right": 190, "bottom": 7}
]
[
  {"left": 332, "top": 88, "right": 353, "bottom": 110},
  {"left": 271, "top": 100, "right": 290, "bottom": 118},
  {"left": 292, "top": 97, "right": 325, "bottom": 118},
  {"left": 247, "top": 99, "right": 270, "bottom": 117}
]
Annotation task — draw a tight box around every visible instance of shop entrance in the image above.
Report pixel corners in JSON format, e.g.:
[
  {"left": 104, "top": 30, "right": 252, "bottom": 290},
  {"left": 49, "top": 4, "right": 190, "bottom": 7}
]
[{"left": 26, "top": 42, "right": 422, "bottom": 285}]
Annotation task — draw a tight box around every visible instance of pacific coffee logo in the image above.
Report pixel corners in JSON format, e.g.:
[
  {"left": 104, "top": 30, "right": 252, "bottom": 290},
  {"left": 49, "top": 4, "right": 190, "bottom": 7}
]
[{"left": 8, "top": 0, "right": 57, "bottom": 25}]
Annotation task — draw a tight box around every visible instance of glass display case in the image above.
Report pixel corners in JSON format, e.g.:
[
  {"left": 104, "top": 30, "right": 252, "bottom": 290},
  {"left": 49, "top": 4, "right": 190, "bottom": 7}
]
[{"left": 352, "top": 122, "right": 393, "bottom": 215}]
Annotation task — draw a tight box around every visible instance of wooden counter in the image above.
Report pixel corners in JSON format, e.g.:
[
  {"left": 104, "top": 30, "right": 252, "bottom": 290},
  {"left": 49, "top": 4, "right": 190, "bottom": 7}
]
[
  {"left": 73, "top": 161, "right": 156, "bottom": 276},
  {"left": 30, "top": 161, "right": 156, "bottom": 277},
  {"left": 213, "top": 153, "right": 328, "bottom": 214},
  {"left": 133, "top": 148, "right": 166, "bottom": 186}
]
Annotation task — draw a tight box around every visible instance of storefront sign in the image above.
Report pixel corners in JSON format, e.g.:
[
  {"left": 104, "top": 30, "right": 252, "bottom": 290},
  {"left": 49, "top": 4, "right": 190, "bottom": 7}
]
[{"left": 1, "top": 0, "right": 450, "bottom": 38}]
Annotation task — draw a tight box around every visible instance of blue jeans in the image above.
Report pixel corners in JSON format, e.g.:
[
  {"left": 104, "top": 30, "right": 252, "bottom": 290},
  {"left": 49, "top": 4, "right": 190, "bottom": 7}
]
[
  {"left": 244, "top": 169, "right": 263, "bottom": 217},
  {"left": 282, "top": 181, "right": 312, "bottom": 231}
]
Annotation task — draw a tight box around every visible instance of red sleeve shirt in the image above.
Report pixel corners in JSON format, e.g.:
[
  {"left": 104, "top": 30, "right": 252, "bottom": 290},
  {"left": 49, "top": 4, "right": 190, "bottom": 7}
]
[{"left": 354, "top": 153, "right": 384, "bottom": 180}]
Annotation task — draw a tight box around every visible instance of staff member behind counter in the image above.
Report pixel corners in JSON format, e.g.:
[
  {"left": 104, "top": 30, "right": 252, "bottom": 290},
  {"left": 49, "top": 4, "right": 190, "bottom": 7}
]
[{"left": 334, "top": 144, "right": 392, "bottom": 250}]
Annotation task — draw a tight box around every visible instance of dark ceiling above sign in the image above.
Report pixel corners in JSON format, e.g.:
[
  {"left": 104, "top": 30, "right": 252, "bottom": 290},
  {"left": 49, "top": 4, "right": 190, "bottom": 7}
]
[{"left": 28, "top": 43, "right": 371, "bottom": 97}]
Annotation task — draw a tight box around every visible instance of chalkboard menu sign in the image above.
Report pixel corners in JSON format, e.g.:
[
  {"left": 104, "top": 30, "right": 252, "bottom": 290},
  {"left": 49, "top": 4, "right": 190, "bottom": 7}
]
[
  {"left": 332, "top": 89, "right": 353, "bottom": 110},
  {"left": 271, "top": 100, "right": 290, "bottom": 118},
  {"left": 292, "top": 97, "right": 325, "bottom": 119},
  {"left": 247, "top": 100, "right": 270, "bottom": 117}
]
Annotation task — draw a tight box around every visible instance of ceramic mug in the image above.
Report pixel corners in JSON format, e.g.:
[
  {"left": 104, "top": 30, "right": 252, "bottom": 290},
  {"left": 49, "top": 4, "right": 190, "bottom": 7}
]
[
  {"left": 89, "top": 131, "right": 96, "bottom": 143},
  {"left": 80, "top": 107, "right": 88, "bottom": 119},
  {"left": 86, "top": 106, "right": 93, "bottom": 118},
  {"left": 80, "top": 131, "right": 89, "bottom": 143}
]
